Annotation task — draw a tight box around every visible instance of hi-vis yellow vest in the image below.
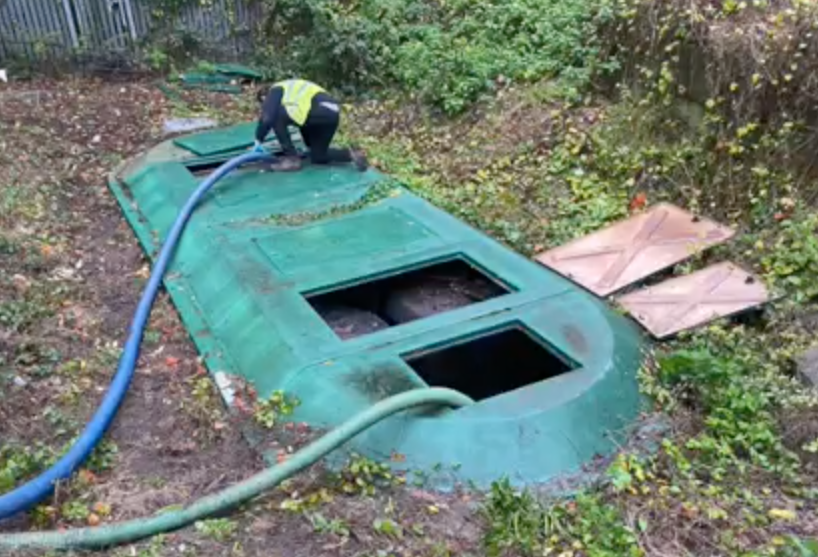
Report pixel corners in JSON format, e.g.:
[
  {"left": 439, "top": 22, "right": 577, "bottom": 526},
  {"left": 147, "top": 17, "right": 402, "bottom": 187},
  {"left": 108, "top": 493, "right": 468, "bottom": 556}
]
[{"left": 273, "top": 79, "right": 325, "bottom": 126}]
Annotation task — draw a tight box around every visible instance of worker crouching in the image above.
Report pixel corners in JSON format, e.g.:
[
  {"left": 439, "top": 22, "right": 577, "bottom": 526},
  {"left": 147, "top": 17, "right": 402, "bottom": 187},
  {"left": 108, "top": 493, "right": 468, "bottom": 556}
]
[{"left": 253, "top": 78, "right": 368, "bottom": 172}]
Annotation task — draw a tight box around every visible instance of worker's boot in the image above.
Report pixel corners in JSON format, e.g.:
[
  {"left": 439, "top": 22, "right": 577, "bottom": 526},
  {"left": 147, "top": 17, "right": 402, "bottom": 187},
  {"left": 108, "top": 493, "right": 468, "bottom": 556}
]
[
  {"left": 351, "top": 149, "right": 369, "bottom": 172},
  {"left": 270, "top": 156, "right": 302, "bottom": 172}
]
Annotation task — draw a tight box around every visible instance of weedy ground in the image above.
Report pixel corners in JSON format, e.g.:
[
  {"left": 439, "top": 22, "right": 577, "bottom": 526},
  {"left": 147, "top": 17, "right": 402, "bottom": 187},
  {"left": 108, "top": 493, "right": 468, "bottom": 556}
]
[
  {"left": 4, "top": 1, "right": 818, "bottom": 555},
  {"left": 337, "top": 77, "right": 818, "bottom": 555}
]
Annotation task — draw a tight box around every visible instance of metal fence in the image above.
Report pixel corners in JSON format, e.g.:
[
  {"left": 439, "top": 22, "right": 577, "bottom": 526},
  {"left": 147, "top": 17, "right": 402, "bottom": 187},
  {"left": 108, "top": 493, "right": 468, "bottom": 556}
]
[{"left": 0, "top": 0, "right": 260, "bottom": 69}]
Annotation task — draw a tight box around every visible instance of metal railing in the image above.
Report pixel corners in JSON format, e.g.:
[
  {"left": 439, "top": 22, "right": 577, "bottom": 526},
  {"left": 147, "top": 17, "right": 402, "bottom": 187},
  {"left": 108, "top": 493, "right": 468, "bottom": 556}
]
[{"left": 0, "top": 0, "right": 259, "bottom": 69}]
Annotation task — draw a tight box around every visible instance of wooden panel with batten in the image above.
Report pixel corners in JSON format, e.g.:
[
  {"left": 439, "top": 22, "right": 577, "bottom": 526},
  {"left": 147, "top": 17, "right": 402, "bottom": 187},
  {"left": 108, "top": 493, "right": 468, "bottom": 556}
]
[
  {"left": 614, "top": 262, "right": 770, "bottom": 339},
  {"left": 534, "top": 203, "right": 735, "bottom": 297}
]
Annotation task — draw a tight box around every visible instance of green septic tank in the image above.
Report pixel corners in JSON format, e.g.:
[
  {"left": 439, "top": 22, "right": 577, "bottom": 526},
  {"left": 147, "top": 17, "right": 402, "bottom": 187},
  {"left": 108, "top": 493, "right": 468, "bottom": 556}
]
[{"left": 109, "top": 122, "right": 646, "bottom": 490}]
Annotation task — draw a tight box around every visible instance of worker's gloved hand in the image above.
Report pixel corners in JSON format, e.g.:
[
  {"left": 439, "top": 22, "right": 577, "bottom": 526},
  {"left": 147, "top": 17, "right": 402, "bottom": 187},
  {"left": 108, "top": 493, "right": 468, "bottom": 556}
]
[{"left": 252, "top": 141, "right": 267, "bottom": 154}]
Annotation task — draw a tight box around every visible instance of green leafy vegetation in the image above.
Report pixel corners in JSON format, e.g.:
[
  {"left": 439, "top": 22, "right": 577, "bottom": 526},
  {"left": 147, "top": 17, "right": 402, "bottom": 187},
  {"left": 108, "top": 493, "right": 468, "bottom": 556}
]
[
  {"left": 308, "top": 512, "right": 351, "bottom": 538},
  {"left": 336, "top": 453, "right": 403, "bottom": 496},
  {"left": 0, "top": 438, "right": 119, "bottom": 497},
  {"left": 182, "top": 375, "right": 229, "bottom": 436},
  {"left": 761, "top": 213, "right": 818, "bottom": 303},
  {"left": 195, "top": 518, "right": 239, "bottom": 542},
  {"left": 253, "top": 390, "right": 300, "bottom": 429},
  {"left": 639, "top": 323, "right": 814, "bottom": 502},
  {"left": 59, "top": 500, "right": 91, "bottom": 523},
  {"left": 0, "top": 445, "right": 56, "bottom": 495},
  {"left": 482, "top": 479, "right": 641, "bottom": 556},
  {"left": 254, "top": 0, "right": 615, "bottom": 113}
]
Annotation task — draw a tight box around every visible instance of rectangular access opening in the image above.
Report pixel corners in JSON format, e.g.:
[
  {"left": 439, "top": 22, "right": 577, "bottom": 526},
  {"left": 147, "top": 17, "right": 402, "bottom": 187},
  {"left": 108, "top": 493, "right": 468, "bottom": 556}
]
[
  {"left": 184, "top": 158, "right": 268, "bottom": 178},
  {"left": 306, "top": 258, "right": 512, "bottom": 340},
  {"left": 403, "top": 326, "right": 575, "bottom": 401}
]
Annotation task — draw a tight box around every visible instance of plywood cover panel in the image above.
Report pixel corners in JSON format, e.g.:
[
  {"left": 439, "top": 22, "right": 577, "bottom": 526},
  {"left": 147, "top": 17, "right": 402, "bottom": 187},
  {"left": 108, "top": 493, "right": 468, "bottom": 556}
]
[
  {"left": 616, "top": 262, "right": 769, "bottom": 339},
  {"left": 535, "top": 203, "right": 735, "bottom": 297}
]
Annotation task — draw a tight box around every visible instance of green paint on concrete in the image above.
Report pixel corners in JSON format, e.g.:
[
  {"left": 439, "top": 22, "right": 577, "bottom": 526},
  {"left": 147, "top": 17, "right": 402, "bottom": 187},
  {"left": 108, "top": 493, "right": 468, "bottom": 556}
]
[{"left": 109, "top": 123, "right": 647, "bottom": 490}]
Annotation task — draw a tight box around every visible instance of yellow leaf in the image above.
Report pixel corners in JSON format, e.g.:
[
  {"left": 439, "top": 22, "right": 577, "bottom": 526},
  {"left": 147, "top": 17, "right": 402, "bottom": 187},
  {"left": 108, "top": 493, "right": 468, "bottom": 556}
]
[{"left": 768, "top": 508, "right": 797, "bottom": 521}]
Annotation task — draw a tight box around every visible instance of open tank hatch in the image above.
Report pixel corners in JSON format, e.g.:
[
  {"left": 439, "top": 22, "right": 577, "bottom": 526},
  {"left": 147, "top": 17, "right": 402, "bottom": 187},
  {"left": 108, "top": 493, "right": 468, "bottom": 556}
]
[
  {"left": 403, "top": 326, "right": 575, "bottom": 401},
  {"left": 306, "top": 258, "right": 512, "bottom": 340}
]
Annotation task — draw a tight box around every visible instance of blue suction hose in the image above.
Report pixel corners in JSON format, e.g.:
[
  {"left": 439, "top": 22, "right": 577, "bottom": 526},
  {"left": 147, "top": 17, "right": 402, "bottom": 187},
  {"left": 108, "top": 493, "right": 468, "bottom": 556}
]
[{"left": 0, "top": 151, "right": 271, "bottom": 520}]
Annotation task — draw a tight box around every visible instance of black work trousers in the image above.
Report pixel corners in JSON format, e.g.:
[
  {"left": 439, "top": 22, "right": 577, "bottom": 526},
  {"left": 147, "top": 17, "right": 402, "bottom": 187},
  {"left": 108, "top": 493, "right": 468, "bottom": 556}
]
[{"left": 300, "top": 93, "right": 353, "bottom": 165}]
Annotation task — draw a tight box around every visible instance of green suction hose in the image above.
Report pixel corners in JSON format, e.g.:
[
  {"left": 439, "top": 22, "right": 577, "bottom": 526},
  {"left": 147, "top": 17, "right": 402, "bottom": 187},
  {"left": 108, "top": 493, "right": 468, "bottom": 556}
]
[{"left": 0, "top": 388, "right": 474, "bottom": 551}]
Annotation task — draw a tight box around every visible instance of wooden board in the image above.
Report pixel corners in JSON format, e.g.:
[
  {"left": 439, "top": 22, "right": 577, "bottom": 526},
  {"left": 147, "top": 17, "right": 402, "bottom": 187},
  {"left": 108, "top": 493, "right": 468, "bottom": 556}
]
[
  {"left": 535, "top": 203, "right": 735, "bottom": 297},
  {"left": 615, "top": 262, "right": 770, "bottom": 339}
]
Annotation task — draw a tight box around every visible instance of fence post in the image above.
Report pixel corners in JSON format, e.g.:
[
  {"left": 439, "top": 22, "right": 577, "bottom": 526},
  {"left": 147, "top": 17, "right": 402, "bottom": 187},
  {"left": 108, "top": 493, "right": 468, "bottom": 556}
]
[
  {"left": 120, "top": 0, "right": 138, "bottom": 41},
  {"left": 62, "top": 0, "right": 80, "bottom": 48}
]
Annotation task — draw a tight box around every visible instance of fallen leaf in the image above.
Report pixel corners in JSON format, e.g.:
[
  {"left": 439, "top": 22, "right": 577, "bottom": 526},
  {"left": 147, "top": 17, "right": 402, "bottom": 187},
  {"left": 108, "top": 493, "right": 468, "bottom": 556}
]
[
  {"left": 411, "top": 490, "right": 437, "bottom": 502},
  {"left": 92, "top": 502, "right": 112, "bottom": 517},
  {"left": 768, "top": 508, "right": 797, "bottom": 521},
  {"left": 681, "top": 503, "right": 699, "bottom": 520},
  {"left": 78, "top": 469, "right": 97, "bottom": 484},
  {"left": 629, "top": 192, "right": 648, "bottom": 213},
  {"left": 11, "top": 274, "right": 30, "bottom": 294}
]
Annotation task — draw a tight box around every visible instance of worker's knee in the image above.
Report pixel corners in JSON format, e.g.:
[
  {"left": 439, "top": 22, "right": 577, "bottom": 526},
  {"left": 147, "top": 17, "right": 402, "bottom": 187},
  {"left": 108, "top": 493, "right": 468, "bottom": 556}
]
[{"left": 310, "top": 151, "right": 330, "bottom": 165}]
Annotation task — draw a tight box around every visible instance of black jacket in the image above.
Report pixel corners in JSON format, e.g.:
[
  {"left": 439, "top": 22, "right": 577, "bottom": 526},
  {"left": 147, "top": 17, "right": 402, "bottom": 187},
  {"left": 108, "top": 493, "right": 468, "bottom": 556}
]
[{"left": 255, "top": 86, "right": 298, "bottom": 156}]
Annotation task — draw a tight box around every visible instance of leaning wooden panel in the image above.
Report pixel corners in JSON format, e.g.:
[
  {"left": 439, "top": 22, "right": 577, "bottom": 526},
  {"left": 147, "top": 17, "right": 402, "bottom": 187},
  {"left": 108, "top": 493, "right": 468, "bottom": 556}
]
[
  {"left": 534, "top": 203, "right": 735, "bottom": 297},
  {"left": 615, "top": 262, "right": 770, "bottom": 339}
]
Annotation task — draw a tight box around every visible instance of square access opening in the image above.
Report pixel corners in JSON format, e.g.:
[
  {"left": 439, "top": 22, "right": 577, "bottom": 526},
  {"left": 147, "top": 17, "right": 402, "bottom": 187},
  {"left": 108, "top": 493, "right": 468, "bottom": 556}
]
[
  {"left": 403, "top": 326, "right": 575, "bottom": 401},
  {"left": 306, "top": 258, "right": 512, "bottom": 340}
]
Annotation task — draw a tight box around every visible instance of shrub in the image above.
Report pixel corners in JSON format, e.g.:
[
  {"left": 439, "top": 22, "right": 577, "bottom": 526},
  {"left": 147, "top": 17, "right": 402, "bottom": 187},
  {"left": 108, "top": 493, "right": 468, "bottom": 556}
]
[{"left": 252, "top": 0, "right": 612, "bottom": 112}]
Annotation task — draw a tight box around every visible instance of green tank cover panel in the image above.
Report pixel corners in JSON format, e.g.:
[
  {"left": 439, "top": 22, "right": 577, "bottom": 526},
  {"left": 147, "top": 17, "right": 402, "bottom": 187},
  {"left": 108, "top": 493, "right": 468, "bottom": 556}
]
[
  {"left": 214, "top": 63, "right": 263, "bottom": 80},
  {"left": 172, "top": 123, "right": 304, "bottom": 157},
  {"left": 109, "top": 126, "right": 646, "bottom": 489}
]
